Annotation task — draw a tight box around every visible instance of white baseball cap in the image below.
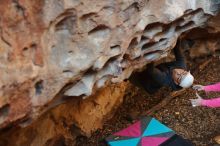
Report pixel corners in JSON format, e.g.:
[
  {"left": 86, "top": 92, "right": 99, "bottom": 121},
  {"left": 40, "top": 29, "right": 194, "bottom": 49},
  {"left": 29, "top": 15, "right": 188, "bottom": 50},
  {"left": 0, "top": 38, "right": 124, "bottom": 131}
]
[{"left": 179, "top": 71, "right": 194, "bottom": 88}]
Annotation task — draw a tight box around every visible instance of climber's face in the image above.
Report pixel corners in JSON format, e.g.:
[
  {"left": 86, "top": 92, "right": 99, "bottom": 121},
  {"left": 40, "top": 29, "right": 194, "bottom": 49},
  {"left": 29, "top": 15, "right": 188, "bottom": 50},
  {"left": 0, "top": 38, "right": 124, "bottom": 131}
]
[{"left": 172, "top": 69, "right": 188, "bottom": 85}]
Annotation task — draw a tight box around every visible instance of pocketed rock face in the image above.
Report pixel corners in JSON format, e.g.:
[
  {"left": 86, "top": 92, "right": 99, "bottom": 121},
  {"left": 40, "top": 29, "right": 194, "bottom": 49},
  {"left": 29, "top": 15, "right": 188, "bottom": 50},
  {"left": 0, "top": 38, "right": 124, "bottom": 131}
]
[
  {"left": 0, "top": 0, "right": 220, "bottom": 130},
  {"left": 186, "top": 13, "right": 220, "bottom": 57}
]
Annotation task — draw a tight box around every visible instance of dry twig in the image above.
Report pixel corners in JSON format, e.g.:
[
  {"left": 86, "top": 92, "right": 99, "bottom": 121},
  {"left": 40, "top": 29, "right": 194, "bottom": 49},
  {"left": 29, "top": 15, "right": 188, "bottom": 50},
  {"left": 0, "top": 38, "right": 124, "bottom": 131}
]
[{"left": 141, "top": 89, "right": 186, "bottom": 116}]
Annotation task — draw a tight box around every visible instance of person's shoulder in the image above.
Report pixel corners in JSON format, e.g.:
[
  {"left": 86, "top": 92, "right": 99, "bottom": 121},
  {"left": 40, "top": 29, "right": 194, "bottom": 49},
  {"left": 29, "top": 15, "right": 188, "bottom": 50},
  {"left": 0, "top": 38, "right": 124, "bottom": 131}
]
[{"left": 172, "top": 83, "right": 182, "bottom": 90}]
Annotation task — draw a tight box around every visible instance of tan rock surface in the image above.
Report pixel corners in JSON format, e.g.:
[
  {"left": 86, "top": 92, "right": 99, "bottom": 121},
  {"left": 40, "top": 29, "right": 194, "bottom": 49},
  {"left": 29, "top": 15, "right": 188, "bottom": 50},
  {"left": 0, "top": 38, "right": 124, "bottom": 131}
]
[{"left": 0, "top": 82, "right": 127, "bottom": 146}]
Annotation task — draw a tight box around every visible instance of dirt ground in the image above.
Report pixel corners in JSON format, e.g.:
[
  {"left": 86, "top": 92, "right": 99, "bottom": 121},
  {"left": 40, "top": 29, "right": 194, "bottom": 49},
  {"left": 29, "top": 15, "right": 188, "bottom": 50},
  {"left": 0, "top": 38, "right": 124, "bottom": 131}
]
[{"left": 76, "top": 56, "right": 220, "bottom": 146}]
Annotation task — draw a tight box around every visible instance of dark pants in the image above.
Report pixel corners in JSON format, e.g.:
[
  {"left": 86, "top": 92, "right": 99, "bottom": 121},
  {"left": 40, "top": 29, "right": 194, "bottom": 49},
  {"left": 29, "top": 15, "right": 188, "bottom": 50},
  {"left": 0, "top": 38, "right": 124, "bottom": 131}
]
[{"left": 129, "top": 63, "right": 167, "bottom": 94}]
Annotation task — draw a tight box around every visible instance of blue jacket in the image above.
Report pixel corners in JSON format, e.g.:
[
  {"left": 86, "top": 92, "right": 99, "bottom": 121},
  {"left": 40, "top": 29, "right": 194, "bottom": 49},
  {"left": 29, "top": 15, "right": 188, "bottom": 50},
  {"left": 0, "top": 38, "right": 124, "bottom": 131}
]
[{"left": 132, "top": 41, "right": 187, "bottom": 94}]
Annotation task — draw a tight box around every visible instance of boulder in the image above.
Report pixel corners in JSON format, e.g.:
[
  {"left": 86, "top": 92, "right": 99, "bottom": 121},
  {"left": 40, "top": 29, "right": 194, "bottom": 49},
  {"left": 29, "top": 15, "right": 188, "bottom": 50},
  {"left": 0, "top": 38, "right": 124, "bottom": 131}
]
[{"left": 0, "top": 0, "right": 219, "bottom": 132}]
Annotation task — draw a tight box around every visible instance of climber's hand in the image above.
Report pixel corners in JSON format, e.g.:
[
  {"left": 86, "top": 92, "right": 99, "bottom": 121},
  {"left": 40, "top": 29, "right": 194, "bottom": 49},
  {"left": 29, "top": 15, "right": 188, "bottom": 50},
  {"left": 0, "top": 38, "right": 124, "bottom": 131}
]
[
  {"left": 190, "top": 92, "right": 203, "bottom": 107},
  {"left": 193, "top": 85, "right": 204, "bottom": 91}
]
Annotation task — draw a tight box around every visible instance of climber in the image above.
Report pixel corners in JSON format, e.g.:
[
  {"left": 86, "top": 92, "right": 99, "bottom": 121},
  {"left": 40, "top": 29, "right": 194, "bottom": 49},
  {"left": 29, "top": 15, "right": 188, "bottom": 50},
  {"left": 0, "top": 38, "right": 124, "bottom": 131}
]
[
  {"left": 191, "top": 82, "right": 220, "bottom": 108},
  {"left": 130, "top": 39, "right": 194, "bottom": 94}
]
